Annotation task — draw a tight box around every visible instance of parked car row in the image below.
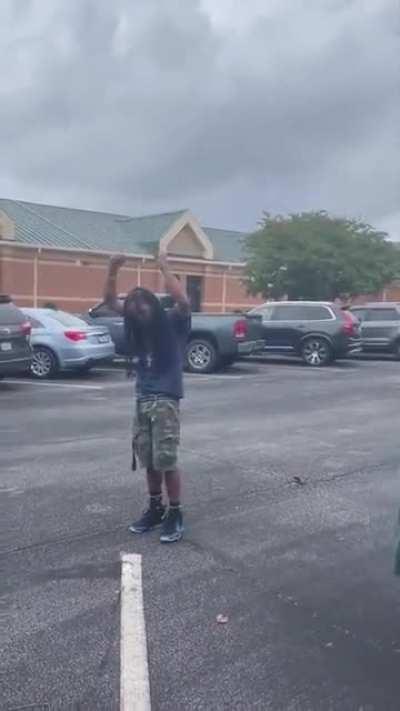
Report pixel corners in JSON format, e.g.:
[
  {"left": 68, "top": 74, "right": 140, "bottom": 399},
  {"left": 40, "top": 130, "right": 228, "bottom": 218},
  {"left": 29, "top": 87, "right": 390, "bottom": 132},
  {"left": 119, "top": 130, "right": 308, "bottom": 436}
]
[
  {"left": 80, "top": 295, "right": 265, "bottom": 373},
  {"left": 0, "top": 295, "right": 115, "bottom": 380},
  {"left": 2, "top": 294, "right": 400, "bottom": 381}
]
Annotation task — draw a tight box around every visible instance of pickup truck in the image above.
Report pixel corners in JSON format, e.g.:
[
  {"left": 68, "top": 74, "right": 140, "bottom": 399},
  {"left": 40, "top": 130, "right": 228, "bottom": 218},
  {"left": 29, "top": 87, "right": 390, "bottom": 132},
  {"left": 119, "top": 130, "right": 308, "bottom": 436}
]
[{"left": 80, "top": 295, "right": 265, "bottom": 373}]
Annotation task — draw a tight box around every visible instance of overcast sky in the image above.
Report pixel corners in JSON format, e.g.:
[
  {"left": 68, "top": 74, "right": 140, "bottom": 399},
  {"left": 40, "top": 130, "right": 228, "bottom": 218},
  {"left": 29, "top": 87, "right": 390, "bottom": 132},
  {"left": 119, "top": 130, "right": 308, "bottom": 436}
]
[{"left": 0, "top": 0, "right": 398, "bottom": 236}]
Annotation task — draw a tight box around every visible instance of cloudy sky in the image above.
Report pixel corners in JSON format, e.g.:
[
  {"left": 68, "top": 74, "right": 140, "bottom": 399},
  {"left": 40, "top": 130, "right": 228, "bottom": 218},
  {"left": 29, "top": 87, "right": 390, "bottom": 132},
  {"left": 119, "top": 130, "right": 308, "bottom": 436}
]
[{"left": 0, "top": 0, "right": 398, "bottom": 236}]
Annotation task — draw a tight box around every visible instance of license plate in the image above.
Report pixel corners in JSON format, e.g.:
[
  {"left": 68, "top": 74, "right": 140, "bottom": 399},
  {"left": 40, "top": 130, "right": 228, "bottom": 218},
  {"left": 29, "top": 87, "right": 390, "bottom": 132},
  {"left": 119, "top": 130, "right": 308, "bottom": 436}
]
[
  {"left": 97, "top": 335, "right": 110, "bottom": 343},
  {"left": 0, "top": 341, "right": 12, "bottom": 352}
]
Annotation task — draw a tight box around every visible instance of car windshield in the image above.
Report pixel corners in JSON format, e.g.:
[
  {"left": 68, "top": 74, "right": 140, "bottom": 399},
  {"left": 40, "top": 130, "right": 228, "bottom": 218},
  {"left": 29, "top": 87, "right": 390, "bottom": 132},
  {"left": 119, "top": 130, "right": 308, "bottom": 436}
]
[
  {"left": 0, "top": 303, "right": 25, "bottom": 325},
  {"left": 44, "top": 311, "right": 88, "bottom": 329}
]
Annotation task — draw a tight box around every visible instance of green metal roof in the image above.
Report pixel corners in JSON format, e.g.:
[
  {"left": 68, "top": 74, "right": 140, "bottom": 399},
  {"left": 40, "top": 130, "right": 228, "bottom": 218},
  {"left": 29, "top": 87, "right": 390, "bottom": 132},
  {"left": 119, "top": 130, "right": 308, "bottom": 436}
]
[
  {"left": 0, "top": 199, "right": 247, "bottom": 263},
  {"left": 203, "top": 226, "right": 246, "bottom": 262}
]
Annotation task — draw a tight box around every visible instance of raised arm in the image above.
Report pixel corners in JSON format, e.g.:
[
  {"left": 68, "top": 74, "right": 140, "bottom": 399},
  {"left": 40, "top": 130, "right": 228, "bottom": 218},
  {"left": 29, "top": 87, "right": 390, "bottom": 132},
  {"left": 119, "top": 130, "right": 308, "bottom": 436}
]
[
  {"left": 159, "top": 252, "right": 190, "bottom": 313},
  {"left": 103, "top": 255, "right": 126, "bottom": 315}
]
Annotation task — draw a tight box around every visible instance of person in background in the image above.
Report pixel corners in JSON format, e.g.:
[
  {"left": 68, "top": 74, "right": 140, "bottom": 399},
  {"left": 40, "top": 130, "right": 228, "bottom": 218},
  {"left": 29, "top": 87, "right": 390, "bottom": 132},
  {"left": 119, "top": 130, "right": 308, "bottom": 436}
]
[{"left": 103, "top": 252, "right": 191, "bottom": 543}]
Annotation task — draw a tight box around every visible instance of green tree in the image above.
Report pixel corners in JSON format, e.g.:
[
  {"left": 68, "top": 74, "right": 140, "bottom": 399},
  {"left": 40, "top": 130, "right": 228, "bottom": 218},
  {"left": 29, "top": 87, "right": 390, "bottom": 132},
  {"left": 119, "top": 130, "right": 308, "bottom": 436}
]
[{"left": 245, "top": 211, "right": 400, "bottom": 301}]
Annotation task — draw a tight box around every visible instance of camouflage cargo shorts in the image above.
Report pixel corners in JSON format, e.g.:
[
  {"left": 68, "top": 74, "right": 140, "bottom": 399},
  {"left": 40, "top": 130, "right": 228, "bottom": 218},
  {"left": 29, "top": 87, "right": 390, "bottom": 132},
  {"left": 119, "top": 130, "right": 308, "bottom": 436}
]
[{"left": 132, "top": 396, "right": 180, "bottom": 472}]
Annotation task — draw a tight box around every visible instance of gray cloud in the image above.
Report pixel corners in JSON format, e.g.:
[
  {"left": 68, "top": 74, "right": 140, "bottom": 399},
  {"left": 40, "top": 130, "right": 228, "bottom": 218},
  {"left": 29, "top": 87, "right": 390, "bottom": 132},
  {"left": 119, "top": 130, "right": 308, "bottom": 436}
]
[{"left": 0, "top": 0, "right": 398, "bottom": 235}]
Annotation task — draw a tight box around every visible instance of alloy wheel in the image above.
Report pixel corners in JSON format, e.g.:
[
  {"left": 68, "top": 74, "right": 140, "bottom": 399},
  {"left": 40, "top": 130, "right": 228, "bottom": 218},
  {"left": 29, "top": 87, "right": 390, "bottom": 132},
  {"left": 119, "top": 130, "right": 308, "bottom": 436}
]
[
  {"left": 31, "top": 349, "right": 54, "bottom": 378},
  {"left": 302, "top": 338, "right": 330, "bottom": 367}
]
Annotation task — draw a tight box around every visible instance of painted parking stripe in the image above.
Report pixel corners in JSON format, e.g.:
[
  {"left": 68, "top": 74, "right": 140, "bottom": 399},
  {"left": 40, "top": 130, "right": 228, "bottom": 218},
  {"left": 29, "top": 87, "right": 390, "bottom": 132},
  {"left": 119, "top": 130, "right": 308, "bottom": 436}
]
[
  {"left": 3, "top": 379, "right": 103, "bottom": 390},
  {"left": 120, "top": 553, "right": 151, "bottom": 711}
]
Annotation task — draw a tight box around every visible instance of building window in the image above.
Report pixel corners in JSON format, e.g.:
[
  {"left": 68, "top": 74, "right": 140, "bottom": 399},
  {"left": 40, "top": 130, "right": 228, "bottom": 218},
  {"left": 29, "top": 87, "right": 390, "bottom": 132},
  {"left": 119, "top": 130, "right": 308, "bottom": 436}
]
[{"left": 186, "top": 275, "right": 203, "bottom": 312}]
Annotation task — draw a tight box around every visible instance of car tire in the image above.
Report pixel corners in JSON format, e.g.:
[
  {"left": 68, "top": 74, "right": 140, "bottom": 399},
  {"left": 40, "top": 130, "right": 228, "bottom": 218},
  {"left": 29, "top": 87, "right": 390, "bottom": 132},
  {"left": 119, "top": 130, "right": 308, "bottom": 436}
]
[
  {"left": 301, "top": 337, "right": 333, "bottom": 367},
  {"left": 185, "top": 338, "right": 218, "bottom": 374},
  {"left": 31, "top": 346, "right": 59, "bottom": 379},
  {"left": 394, "top": 341, "right": 400, "bottom": 360}
]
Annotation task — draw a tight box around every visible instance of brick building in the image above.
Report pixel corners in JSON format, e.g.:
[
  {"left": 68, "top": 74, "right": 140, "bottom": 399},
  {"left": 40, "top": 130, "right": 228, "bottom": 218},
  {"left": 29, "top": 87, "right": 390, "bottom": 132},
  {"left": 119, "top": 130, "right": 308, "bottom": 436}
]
[
  {"left": 1, "top": 198, "right": 399, "bottom": 311},
  {"left": 0, "top": 199, "right": 262, "bottom": 313}
]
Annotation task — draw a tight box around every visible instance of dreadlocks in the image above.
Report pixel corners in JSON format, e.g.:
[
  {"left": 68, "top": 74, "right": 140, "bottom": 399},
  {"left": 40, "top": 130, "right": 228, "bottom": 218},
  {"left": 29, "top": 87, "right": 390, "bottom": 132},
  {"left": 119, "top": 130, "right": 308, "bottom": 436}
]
[{"left": 123, "top": 288, "right": 177, "bottom": 377}]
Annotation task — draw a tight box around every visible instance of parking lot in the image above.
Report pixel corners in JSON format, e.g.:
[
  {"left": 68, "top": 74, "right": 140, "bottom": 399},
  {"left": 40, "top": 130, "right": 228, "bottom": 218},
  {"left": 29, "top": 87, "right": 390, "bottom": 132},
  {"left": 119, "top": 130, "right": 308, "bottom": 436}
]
[{"left": 2, "top": 356, "right": 400, "bottom": 710}]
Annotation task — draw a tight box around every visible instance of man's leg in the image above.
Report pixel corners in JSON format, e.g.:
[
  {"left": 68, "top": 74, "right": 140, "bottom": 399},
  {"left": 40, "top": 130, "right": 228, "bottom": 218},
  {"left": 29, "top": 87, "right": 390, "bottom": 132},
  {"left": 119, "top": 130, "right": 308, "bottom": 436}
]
[
  {"left": 153, "top": 400, "right": 183, "bottom": 543},
  {"left": 164, "top": 468, "right": 181, "bottom": 506},
  {"left": 129, "top": 404, "right": 166, "bottom": 534},
  {"left": 129, "top": 468, "right": 166, "bottom": 534},
  {"left": 160, "top": 468, "right": 183, "bottom": 543},
  {"left": 147, "top": 468, "right": 163, "bottom": 497}
]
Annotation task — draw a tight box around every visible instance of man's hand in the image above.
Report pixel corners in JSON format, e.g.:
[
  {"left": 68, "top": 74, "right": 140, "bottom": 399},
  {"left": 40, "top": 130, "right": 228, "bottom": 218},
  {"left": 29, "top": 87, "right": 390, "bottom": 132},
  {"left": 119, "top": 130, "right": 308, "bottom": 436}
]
[
  {"left": 109, "top": 254, "right": 126, "bottom": 273},
  {"left": 158, "top": 251, "right": 169, "bottom": 274},
  {"left": 103, "top": 255, "right": 125, "bottom": 315},
  {"left": 158, "top": 250, "right": 190, "bottom": 312}
]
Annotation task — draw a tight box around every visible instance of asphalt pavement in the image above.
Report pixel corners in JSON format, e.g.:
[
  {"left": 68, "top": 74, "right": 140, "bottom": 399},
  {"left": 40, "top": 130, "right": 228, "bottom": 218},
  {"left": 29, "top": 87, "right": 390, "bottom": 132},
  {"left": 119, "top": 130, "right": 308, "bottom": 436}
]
[{"left": 2, "top": 356, "right": 400, "bottom": 710}]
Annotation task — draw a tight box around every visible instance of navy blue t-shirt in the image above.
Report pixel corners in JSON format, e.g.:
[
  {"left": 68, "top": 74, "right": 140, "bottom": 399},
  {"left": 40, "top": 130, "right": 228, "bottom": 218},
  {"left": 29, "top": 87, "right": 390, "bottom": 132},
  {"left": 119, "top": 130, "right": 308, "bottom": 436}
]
[{"left": 135, "top": 309, "right": 191, "bottom": 400}]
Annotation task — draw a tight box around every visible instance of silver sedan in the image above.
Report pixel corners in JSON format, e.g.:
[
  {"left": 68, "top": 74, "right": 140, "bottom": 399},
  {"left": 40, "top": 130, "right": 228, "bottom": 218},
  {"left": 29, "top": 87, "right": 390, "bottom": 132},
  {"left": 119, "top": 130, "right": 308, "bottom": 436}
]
[{"left": 22, "top": 308, "right": 115, "bottom": 378}]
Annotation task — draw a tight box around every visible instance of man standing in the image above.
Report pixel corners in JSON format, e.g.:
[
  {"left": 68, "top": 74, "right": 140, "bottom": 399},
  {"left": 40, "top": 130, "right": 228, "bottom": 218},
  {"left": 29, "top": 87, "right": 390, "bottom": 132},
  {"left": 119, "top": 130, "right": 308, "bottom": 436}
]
[{"left": 103, "top": 253, "right": 191, "bottom": 543}]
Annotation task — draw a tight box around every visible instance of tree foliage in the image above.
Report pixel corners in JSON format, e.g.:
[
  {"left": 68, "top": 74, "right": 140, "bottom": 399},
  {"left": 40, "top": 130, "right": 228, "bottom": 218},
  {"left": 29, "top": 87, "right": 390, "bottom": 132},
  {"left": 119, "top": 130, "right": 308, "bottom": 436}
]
[{"left": 245, "top": 211, "right": 400, "bottom": 301}]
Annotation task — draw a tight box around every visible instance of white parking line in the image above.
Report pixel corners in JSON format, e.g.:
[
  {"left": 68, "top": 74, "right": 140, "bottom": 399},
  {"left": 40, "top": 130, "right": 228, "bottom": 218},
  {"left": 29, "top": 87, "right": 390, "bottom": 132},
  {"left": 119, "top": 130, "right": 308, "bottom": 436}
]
[
  {"left": 3, "top": 379, "right": 103, "bottom": 391},
  {"left": 120, "top": 553, "right": 151, "bottom": 711}
]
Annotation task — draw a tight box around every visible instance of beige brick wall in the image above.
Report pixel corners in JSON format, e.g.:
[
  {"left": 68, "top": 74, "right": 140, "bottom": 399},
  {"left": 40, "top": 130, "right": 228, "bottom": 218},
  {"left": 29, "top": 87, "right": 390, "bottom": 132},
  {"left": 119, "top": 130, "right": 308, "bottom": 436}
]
[
  {"left": 3, "top": 243, "right": 399, "bottom": 313},
  {"left": 0, "top": 244, "right": 263, "bottom": 313}
]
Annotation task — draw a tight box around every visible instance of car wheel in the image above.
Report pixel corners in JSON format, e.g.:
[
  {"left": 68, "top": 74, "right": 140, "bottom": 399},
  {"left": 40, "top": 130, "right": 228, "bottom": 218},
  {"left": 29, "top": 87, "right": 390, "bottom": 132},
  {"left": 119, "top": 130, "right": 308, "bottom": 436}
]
[
  {"left": 31, "top": 346, "right": 59, "bottom": 379},
  {"left": 394, "top": 341, "right": 400, "bottom": 360},
  {"left": 301, "top": 337, "right": 332, "bottom": 367},
  {"left": 185, "top": 338, "right": 218, "bottom": 373}
]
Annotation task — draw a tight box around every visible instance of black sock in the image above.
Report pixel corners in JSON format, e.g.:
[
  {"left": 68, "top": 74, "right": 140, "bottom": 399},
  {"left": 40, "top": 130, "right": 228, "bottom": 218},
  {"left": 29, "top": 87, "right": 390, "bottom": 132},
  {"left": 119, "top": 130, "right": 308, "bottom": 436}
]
[
  {"left": 169, "top": 501, "right": 181, "bottom": 509},
  {"left": 150, "top": 493, "right": 163, "bottom": 507}
]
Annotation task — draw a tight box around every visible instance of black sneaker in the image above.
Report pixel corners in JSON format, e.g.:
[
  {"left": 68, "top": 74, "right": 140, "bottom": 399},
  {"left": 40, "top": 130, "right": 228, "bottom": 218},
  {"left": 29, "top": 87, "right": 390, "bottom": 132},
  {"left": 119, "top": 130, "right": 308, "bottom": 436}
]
[
  {"left": 160, "top": 507, "right": 184, "bottom": 543},
  {"left": 129, "top": 503, "right": 165, "bottom": 534}
]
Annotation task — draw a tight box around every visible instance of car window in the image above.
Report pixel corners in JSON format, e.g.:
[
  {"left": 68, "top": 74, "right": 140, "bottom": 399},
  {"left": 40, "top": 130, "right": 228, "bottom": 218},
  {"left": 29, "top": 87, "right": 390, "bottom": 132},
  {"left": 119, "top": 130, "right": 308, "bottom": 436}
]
[
  {"left": 91, "top": 302, "right": 120, "bottom": 317},
  {"left": 45, "top": 311, "right": 88, "bottom": 328},
  {"left": 301, "top": 305, "right": 333, "bottom": 320},
  {"left": 366, "top": 308, "right": 400, "bottom": 322},
  {"left": 271, "top": 305, "right": 308, "bottom": 320},
  {"left": 27, "top": 315, "right": 44, "bottom": 328},
  {"left": 0, "top": 303, "right": 25, "bottom": 325},
  {"left": 252, "top": 305, "right": 273, "bottom": 320},
  {"left": 350, "top": 309, "right": 367, "bottom": 322}
]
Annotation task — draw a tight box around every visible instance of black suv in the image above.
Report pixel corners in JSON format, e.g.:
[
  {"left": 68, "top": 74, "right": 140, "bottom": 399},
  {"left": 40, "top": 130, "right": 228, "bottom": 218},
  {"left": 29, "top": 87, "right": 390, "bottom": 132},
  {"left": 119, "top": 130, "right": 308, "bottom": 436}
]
[
  {"left": 0, "top": 295, "right": 32, "bottom": 378},
  {"left": 349, "top": 302, "right": 400, "bottom": 358},
  {"left": 249, "top": 301, "right": 361, "bottom": 366}
]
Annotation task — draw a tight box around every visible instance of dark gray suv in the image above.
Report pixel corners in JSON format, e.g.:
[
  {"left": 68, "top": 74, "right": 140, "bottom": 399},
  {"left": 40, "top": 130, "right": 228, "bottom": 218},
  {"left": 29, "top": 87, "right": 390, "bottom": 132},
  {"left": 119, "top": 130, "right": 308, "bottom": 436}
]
[
  {"left": 249, "top": 301, "right": 362, "bottom": 366},
  {"left": 0, "top": 295, "right": 32, "bottom": 378},
  {"left": 349, "top": 303, "right": 400, "bottom": 358}
]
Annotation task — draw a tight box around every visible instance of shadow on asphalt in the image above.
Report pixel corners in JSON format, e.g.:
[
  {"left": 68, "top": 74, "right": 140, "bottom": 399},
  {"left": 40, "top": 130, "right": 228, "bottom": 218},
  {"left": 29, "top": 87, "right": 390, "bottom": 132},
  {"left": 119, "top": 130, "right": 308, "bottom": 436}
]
[{"left": 244, "top": 353, "right": 399, "bottom": 369}]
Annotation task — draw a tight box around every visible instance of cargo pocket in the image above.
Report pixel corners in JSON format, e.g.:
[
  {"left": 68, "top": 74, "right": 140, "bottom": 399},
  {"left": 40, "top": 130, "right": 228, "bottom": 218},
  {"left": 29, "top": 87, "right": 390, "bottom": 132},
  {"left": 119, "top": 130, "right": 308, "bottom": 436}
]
[
  {"left": 132, "top": 407, "right": 153, "bottom": 470},
  {"left": 153, "top": 401, "right": 180, "bottom": 471}
]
